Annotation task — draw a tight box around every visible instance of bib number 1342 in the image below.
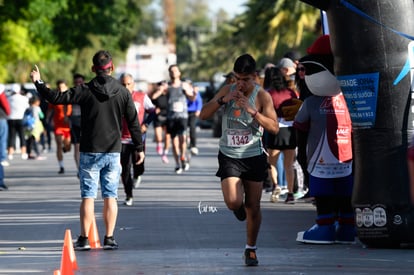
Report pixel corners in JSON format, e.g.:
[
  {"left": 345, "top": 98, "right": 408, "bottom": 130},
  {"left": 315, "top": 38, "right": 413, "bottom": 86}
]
[{"left": 227, "top": 129, "right": 253, "bottom": 147}]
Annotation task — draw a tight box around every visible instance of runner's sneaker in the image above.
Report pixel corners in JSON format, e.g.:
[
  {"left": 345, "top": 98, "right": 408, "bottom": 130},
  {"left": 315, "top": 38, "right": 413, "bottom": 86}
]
[
  {"left": 175, "top": 167, "right": 183, "bottom": 174},
  {"left": 156, "top": 144, "right": 163, "bottom": 155},
  {"left": 103, "top": 236, "right": 119, "bottom": 250},
  {"left": 182, "top": 161, "right": 190, "bottom": 171},
  {"left": 270, "top": 186, "right": 281, "bottom": 203},
  {"left": 190, "top": 147, "right": 199, "bottom": 155},
  {"left": 0, "top": 184, "right": 8, "bottom": 191},
  {"left": 124, "top": 197, "right": 133, "bottom": 206},
  {"left": 244, "top": 248, "right": 259, "bottom": 266},
  {"left": 284, "top": 193, "right": 295, "bottom": 204},
  {"left": 73, "top": 236, "right": 91, "bottom": 251},
  {"left": 233, "top": 204, "right": 246, "bottom": 221},
  {"left": 133, "top": 176, "right": 141, "bottom": 189},
  {"left": 161, "top": 155, "right": 169, "bottom": 164}
]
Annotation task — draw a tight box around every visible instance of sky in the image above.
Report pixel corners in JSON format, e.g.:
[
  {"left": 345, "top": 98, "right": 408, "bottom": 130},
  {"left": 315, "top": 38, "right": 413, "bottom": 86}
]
[{"left": 208, "top": 0, "right": 247, "bottom": 18}]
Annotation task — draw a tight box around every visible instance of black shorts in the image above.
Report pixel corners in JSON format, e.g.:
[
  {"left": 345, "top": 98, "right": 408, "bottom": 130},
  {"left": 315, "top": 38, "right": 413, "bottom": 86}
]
[
  {"left": 166, "top": 118, "right": 187, "bottom": 138},
  {"left": 266, "top": 127, "right": 297, "bottom": 150},
  {"left": 153, "top": 115, "right": 167, "bottom": 128},
  {"left": 216, "top": 151, "right": 268, "bottom": 182}
]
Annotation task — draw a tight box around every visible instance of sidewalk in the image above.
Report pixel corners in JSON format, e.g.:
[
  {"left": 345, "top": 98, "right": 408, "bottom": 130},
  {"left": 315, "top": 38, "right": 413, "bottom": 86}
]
[{"left": 0, "top": 129, "right": 413, "bottom": 274}]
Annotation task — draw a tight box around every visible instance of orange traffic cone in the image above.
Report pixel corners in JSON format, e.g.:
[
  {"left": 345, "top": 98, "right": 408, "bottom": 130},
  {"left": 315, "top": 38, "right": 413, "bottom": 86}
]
[
  {"left": 59, "top": 229, "right": 78, "bottom": 275},
  {"left": 88, "top": 218, "right": 101, "bottom": 249}
]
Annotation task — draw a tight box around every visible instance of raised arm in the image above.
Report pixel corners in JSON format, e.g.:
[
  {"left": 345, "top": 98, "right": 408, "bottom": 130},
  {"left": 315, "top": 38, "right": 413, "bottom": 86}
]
[{"left": 199, "top": 85, "right": 232, "bottom": 120}]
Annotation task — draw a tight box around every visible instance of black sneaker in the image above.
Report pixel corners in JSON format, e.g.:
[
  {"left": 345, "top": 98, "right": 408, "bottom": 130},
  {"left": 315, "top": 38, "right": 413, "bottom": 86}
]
[
  {"left": 244, "top": 248, "right": 259, "bottom": 266},
  {"left": 0, "top": 184, "right": 8, "bottom": 191},
  {"left": 233, "top": 204, "right": 246, "bottom": 221},
  {"left": 103, "top": 236, "right": 118, "bottom": 250},
  {"left": 284, "top": 193, "right": 295, "bottom": 204},
  {"left": 73, "top": 236, "right": 91, "bottom": 251},
  {"left": 58, "top": 167, "right": 65, "bottom": 174}
]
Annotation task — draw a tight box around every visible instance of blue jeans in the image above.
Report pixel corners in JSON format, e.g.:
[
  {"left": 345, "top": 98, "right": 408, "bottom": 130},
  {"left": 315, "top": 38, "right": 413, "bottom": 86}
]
[
  {"left": 0, "top": 119, "right": 8, "bottom": 162},
  {"left": 277, "top": 153, "right": 287, "bottom": 188},
  {"left": 79, "top": 152, "right": 121, "bottom": 198}
]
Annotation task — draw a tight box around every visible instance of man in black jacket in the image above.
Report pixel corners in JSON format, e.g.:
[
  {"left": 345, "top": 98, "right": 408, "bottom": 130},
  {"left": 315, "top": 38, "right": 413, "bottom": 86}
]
[{"left": 30, "top": 50, "right": 144, "bottom": 250}]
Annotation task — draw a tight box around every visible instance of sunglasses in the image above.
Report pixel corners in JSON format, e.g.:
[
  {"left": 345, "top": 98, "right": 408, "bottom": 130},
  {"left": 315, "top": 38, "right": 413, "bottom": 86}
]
[{"left": 297, "top": 67, "right": 305, "bottom": 72}]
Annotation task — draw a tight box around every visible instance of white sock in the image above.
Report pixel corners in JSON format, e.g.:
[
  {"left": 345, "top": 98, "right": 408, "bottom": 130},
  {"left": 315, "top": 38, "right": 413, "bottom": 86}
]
[{"left": 245, "top": 245, "right": 257, "bottom": 250}]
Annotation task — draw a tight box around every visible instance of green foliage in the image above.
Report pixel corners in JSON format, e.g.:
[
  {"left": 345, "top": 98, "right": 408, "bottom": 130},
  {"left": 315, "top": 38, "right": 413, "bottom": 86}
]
[
  {"left": 178, "top": 0, "right": 321, "bottom": 82},
  {"left": 0, "top": 0, "right": 154, "bottom": 83},
  {"left": 0, "top": 0, "right": 321, "bottom": 85}
]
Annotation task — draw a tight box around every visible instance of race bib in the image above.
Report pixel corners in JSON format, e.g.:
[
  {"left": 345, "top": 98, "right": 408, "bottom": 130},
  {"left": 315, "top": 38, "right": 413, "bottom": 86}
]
[
  {"left": 226, "top": 129, "right": 253, "bottom": 147},
  {"left": 172, "top": 102, "right": 184, "bottom": 113}
]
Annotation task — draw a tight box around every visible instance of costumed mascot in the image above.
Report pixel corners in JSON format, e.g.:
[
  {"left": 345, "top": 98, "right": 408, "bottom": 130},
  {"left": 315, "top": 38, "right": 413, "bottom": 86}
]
[
  {"left": 294, "top": 35, "right": 356, "bottom": 244},
  {"left": 301, "top": 0, "right": 414, "bottom": 248}
]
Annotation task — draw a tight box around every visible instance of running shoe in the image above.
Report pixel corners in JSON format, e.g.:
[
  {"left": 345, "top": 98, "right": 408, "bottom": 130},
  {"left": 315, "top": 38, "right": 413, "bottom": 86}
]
[
  {"left": 270, "top": 186, "right": 281, "bottom": 203},
  {"left": 233, "top": 204, "right": 246, "bottom": 221},
  {"left": 156, "top": 144, "right": 163, "bottom": 155},
  {"left": 124, "top": 197, "right": 133, "bottom": 206},
  {"left": 103, "top": 236, "right": 119, "bottom": 250},
  {"left": 182, "top": 161, "right": 190, "bottom": 171},
  {"left": 134, "top": 176, "right": 141, "bottom": 189},
  {"left": 244, "top": 248, "right": 259, "bottom": 266},
  {"left": 175, "top": 167, "right": 183, "bottom": 174},
  {"left": 284, "top": 193, "right": 295, "bottom": 204},
  {"left": 73, "top": 236, "right": 91, "bottom": 251},
  {"left": 0, "top": 184, "right": 8, "bottom": 191},
  {"left": 190, "top": 147, "right": 199, "bottom": 155},
  {"left": 161, "top": 155, "right": 169, "bottom": 164}
]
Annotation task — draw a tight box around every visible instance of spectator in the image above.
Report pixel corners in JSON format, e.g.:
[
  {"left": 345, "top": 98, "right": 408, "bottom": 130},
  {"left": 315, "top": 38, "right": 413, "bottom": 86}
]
[
  {"left": 30, "top": 50, "right": 144, "bottom": 250},
  {"left": 0, "top": 84, "right": 10, "bottom": 189},
  {"left": 7, "top": 83, "right": 29, "bottom": 161},
  {"left": 187, "top": 80, "right": 203, "bottom": 156},
  {"left": 24, "top": 95, "right": 45, "bottom": 160}
]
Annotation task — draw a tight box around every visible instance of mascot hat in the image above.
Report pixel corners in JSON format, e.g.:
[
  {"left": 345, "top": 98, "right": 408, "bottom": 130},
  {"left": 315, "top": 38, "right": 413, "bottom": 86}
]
[{"left": 299, "top": 35, "right": 341, "bottom": 96}]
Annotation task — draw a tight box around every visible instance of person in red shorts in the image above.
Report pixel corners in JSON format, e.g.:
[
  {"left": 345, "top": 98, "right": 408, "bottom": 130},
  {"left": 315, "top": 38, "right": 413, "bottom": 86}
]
[{"left": 47, "top": 80, "right": 72, "bottom": 174}]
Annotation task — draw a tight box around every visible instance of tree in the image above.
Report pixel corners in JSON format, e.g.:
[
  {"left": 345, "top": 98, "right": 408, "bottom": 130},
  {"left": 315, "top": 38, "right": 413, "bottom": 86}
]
[
  {"left": 0, "top": 0, "right": 155, "bottom": 83},
  {"left": 178, "top": 0, "right": 321, "bottom": 82}
]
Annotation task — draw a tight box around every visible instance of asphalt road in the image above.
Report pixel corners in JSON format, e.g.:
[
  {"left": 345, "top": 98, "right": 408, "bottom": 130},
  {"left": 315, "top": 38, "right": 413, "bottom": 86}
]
[{"left": 0, "top": 128, "right": 414, "bottom": 274}]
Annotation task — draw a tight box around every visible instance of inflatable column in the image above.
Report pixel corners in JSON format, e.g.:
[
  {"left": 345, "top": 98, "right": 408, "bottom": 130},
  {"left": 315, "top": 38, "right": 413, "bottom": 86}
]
[{"left": 301, "top": 0, "right": 414, "bottom": 247}]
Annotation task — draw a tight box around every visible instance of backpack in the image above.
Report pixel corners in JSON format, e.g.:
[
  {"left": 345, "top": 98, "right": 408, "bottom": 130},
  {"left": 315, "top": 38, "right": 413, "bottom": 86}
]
[{"left": 22, "top": 108, "right": 35, "bottom": 130}]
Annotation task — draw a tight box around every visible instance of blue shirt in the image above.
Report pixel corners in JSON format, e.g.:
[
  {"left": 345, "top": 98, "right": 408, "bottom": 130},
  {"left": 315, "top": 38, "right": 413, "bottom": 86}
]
[{"left": 187, "top": 92, "right": 202, "bottom": 112}]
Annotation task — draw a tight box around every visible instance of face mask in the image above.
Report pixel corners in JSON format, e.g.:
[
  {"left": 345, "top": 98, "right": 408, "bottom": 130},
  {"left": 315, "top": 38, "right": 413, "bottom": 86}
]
[{"left": 302, "top": 61, "right": 340, "bottom": 96}]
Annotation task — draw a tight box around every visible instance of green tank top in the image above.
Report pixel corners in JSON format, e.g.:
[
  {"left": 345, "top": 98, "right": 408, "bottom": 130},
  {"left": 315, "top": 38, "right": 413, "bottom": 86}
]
[{"left": 219, "top": 84, "right": 264, "bottom": 159}]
